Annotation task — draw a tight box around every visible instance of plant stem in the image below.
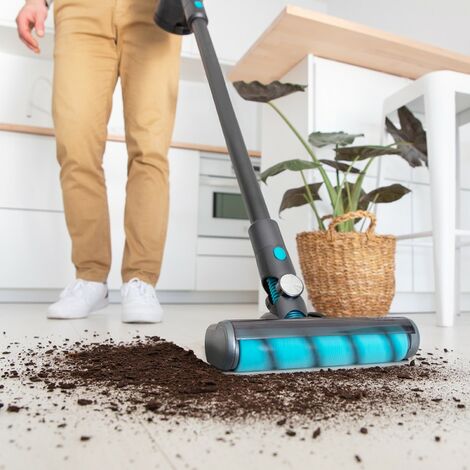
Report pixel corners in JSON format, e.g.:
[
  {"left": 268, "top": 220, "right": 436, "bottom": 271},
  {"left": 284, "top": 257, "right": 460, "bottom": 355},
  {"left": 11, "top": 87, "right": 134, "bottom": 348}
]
[
  {"left": 335, "top": 145, "right": 340, "bottom": 187},
  {"left": 352, "top": 157, "right": 374, "bottom": 205},
  {"left": 360, "top": 193, "right": 380, "bottom": 232},
  {"left": 300, "top": 170, "right": 325, "bottom": 230},
  {"left": 267, "top": 101, "right": 337, "bottom": 207},
  {"left": 332, "top": 156, "right": 364, "bottom": 232}
]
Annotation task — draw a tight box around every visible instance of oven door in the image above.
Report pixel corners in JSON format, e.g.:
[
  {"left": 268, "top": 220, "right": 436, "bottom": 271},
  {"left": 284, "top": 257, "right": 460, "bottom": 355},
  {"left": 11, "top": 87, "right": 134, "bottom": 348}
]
[{"left": 198, "top": 175, "right": 251, "bottom": 239}]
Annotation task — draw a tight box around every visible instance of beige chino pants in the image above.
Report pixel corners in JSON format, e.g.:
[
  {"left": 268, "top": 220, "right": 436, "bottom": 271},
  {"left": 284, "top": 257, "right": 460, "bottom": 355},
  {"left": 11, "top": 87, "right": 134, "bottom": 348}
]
[{"left": 52, "top": 0, "right": 181, "bottom": 285}]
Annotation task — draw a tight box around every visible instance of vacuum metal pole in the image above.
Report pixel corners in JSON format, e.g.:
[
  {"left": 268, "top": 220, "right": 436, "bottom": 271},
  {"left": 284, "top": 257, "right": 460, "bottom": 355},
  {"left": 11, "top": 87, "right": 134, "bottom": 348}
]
[
  {"left": 190, "top": 17, "right": 308, "bottom": 318},
  {"left": 155, "top": 0, "right": 308, "bottom": 318}
]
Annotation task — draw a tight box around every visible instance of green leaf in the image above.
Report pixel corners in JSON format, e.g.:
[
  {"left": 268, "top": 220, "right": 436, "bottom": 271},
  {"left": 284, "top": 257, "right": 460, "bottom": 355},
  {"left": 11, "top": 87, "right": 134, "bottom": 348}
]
[
  {"left": 233, "top": 80, "right": 307, "bottom": 103},
  {"left": 308, "top": 131, "right": 364, "bottom": 148},
  {"left": 259, "top": 159, "right": 320, "bottom": 184},
  {"left": 319, "top": 159, "right": 361, "bottom": 174},
  {"left": 385, "top": 106, "right": 427, "bottom": 167},
  {"left": 335, "top": 145, "right": 401, "bottom": 161},
  {"left": 279, "top": 183, "right": 322, "bottom": 214},
  {"left": 393, "top": 140, "right": 428, "bottom": 168},
  {"left": 361, "top": 184, "right": 411, "bottom": 204}
]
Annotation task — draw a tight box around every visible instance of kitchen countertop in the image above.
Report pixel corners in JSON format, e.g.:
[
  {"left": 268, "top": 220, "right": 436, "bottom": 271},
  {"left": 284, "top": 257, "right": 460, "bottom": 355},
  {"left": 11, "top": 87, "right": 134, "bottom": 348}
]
[
  {"left": 0, "top": 122, "right": 261, "bottom": 158},
  {"left": 229, "top": 5, "right": 470, "bottom": 83}
]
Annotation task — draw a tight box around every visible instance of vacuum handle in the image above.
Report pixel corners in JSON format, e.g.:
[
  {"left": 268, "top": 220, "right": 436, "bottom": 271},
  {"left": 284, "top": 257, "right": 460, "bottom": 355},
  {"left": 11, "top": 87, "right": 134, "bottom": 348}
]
[{"left": 154, "top": 0, "right": 208, "bottom": 36}]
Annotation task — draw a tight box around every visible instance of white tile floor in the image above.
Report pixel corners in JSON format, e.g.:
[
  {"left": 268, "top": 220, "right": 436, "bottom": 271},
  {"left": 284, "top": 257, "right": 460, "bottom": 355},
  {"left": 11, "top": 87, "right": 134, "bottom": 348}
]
[{"left": 0, "top": 303, "right": 469, "bottom": 470}]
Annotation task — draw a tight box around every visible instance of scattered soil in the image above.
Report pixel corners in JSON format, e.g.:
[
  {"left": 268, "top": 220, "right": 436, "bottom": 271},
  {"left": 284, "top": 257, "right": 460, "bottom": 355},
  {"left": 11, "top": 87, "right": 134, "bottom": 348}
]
[
  {"left": 77, "top": 399, "right": 93, "bottom": 406},
  {"left": 1, "top": 331, "right": 468, "bottom": 463},
  {"left": 6, "top": 405, "right": 21, "bottom": 413},
  {"left": 0, "top": 335, "right": 465, "bottom": 427}
]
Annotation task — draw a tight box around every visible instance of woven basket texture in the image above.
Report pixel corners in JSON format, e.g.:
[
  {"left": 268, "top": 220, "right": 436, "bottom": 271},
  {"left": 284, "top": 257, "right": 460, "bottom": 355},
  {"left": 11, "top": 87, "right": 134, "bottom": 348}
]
[{"left": 296, "top": 210, "right": 396, "bottom": 317}]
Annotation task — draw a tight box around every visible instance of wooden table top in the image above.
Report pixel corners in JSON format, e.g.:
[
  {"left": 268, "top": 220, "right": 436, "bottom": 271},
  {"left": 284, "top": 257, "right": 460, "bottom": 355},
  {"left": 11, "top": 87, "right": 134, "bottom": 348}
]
[{"left": 229, "top": 5, "right": 470, "bottom": 83}]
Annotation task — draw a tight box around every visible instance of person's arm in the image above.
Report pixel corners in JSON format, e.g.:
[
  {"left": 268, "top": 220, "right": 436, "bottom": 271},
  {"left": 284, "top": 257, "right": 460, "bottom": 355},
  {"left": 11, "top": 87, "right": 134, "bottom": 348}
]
[{"left": 16, "top": 0, "right": 49, "bottom": 54}]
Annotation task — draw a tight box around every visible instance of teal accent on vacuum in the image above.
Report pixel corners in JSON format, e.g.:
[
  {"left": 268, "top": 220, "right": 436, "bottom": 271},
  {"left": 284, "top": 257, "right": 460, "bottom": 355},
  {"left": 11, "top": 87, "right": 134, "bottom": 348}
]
[
  {"left": 273, "top": 246, "right": 287, "bottom": 261},
  {"left": 266, "top": 277, "right": 279, "bottom": 304},
  {"left": 235, "top": 331, "right": 411, "bottom": 372}
]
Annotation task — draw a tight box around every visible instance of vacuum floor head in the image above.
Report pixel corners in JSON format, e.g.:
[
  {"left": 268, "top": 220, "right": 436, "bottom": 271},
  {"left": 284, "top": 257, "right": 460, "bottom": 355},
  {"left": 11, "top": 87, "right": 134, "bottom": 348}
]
[{"left": 205, "top": 316, "right": 419, "bottom": 372}]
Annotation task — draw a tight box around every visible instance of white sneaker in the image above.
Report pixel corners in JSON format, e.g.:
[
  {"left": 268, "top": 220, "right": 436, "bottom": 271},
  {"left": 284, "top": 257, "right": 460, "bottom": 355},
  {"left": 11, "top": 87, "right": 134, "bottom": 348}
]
[
  {"left": 47, "top": 279, "right": 109, "bottom": 320},
  {"left": 121, "top": 278, "right": 163, "bottom": 324}
]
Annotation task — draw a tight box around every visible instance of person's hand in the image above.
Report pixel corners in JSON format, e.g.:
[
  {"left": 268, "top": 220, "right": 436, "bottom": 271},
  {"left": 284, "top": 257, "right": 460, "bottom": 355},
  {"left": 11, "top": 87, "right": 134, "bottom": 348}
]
[{"left": 16, "top": 0, "right": 48, "bottom": 54}]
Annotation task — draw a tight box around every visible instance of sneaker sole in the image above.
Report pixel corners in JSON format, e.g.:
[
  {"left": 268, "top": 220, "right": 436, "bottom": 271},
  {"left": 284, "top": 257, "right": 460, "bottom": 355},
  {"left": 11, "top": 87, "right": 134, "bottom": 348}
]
[
  {"left": 121, "top": 308, "right": 163, "bottom": 324},
  {"left": 47, "top": 298, "right": 110, "bottom": 320}
]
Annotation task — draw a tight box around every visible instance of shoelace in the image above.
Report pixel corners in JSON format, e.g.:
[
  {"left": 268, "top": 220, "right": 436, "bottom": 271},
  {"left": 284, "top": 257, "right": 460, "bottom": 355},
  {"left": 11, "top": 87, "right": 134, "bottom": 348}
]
[
  {"left": 60, "top": 279, "right": 87, "bottom": 299},
  {"left": 123, "top": 278, "right": 156, "bottom": 303}
]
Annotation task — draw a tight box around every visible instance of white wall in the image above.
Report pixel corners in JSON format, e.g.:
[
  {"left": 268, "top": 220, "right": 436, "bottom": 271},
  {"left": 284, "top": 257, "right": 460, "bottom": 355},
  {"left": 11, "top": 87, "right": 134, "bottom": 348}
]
[
  {"left": 327, "top": 0, "right": 470, "bottom": 55},
  {"left": 202, "top": 0, "right": 327, "bottom": 62}
]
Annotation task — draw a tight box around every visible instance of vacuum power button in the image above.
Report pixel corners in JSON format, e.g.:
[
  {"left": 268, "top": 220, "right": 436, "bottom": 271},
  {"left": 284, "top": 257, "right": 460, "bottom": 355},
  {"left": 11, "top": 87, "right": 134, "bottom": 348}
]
[{"left": 273, "top": 246, "right": 287, "bottom": 261}]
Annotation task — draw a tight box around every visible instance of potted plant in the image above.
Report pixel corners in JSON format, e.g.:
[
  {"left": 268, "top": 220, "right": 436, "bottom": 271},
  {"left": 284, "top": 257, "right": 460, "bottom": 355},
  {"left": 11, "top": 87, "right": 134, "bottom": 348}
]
[{"left": 234, "top": 80, "right": 427, "bottom": 317}]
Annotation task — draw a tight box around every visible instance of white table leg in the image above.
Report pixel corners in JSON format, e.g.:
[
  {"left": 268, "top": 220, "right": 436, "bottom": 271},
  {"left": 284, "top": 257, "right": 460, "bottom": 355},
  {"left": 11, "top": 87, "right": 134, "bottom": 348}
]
[{"left": 424, "top": 86, "right": 457, "bottom": 327}]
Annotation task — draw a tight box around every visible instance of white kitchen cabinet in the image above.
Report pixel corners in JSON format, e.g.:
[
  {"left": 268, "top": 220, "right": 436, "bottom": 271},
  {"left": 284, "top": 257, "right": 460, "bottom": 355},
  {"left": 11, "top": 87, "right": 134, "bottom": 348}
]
[
  {"left": 196, "top": 256, "right": 258, "bottom": 291},
  {"left": 0, "top": 142, "right": 199, "bottom": 292},
  {"left": 157, "top": 148, "right": 200, "bottom": 291},
  {"left": 0, "top": 132, "right": 61, "bottom": 211},
  {"left": 197, "top": 237, "right": 253, "bottom": 257},
  {"left": 0, "top": 209, "right": 73, "bottom": 288},
  {"left": 103, "top": 143, "right": 200, "bottom": 291}
]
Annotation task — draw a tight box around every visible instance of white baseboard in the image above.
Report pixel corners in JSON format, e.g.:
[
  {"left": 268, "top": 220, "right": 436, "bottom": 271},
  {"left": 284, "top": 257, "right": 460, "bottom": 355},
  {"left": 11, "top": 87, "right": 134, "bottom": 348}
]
[
  {"left": 2, "top": 289, "right": 470, "bottom": 314},
  {"left": 0, "top": 289, "right": 258, "bottom": 304},
  {"left": 257, "top": 289, "right": 470, "bottom": 315},
  {"left": 391, "top": 292, "right": 470, "bottom": 313}
]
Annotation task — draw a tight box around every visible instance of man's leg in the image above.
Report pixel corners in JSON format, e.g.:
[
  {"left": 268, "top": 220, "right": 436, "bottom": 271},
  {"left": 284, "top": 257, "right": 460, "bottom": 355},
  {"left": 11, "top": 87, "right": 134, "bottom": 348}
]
[
  {"left": 117, "top": 0, "right": 182, "bottom": 286},
  {"left": 48, "top": 0, "right": 119, "bottom": 319},
  {"left": 52, "top": 0, "right": 119, "bottom": 282}
]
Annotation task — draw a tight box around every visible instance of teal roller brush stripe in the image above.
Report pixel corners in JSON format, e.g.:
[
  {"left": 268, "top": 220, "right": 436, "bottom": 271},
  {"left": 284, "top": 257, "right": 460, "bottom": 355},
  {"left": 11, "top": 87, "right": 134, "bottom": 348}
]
[
  {"left": 311, "top": 335, "right": 357, "bottom": 367},
  {"left": 235, "top": 332, "right": 412, "bottom": 372}
]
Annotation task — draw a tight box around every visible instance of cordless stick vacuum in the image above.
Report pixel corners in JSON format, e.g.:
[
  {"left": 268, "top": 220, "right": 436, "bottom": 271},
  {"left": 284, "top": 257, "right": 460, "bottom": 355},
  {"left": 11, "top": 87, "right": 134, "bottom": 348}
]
[{"left": 154, "top": 0, "right": 420, "bottom": 372}]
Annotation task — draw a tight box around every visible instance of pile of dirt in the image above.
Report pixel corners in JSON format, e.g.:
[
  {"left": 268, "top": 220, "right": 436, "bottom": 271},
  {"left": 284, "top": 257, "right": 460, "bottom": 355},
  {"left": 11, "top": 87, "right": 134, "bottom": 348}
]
[{"left": 3, "top": 335, "right": 465, "bottom": 425}]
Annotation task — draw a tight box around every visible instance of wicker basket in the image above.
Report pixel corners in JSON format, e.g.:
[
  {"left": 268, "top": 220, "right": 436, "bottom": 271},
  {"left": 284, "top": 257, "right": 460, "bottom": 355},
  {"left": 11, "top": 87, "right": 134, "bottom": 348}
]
[{"left": 296, "top": 210, "right": 396, "bottom": 318}]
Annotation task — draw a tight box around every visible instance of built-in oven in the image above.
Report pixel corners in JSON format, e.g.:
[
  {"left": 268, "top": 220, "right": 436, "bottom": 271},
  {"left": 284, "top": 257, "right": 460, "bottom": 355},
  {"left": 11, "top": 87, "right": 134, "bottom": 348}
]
[{"left": 198, "top": 153, "right": 261, "bottom": 239}]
